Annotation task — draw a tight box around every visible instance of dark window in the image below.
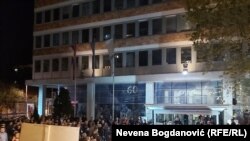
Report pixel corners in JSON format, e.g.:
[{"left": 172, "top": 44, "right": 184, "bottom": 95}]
[
  {"left": 82, "top": 56, "right": 89, "bottom": 69},
  {"left": 115, "top": 0, "right": 124, "bottom": 10},
  {"left": 139, "top": 21, "right": 148, "bottom": 36},
  {"left": 53, "top": 8, "right": 60, "bottom": 21},
  {"left": 43, "top": 60, "right": 50, "bottom": 72},
  {"left": 103, "top": 26, "right": 111, "bottom": 40},
  {"left": 61, "top": 58, "right": 69, "bottom": 71},
  {"left": 181, "top": 47, "right": 191, "bottom": 63},
  {"left": 139, "top": 0, "right": 148, "bottom": 6},
  {"left": 44, "top": 34, "right": 50, "bottom": 47},
  {"left": 114, "top": 24, "right": 123, "bottom": 39},
  {"left": 94, "top": 55, "right": 100, "bottom": 69},
  {"left": 166, "top": 48, "right": 176, "bottom": 64},
  {"left": 53, "top": 33, "right": 60, "bottom": 46},
  {"left": 103, "top": 55, "right": 111, "bottom": 68},
  {"left": 82, "top": 2, "right": 91, "bottom": 16},
  {"left": 104, "top": 0, "right": 112, "bottom": 12},
  {"left": 36, "top": 12, "right": 42, "bottom": 24},
  {"left": 82, "top": 29, "right": 89, "bottom": 43},
  {"left": 139, "top": 51, "right": 148, "bottom": 66},
  {"left": 93, "top": 28, "right": 100, "bottom": 42},
  {"left": 152, "top": 18, "right": 162, "bottom": 35},
  {"left": 152, "top": 0, "right": 162, "bottom": 4},
  {"left": 35, "top": 60, "right": 41, "bottom": 72},
  {"left": 62, "top": 6, "right": 70, "bottom": 19},
  {"left": 93, "top": 0, "right": 100, "bottom": 14},
  {"left": 127, "top": 0, "right": 136, "bottom": 8},
  {"left": 166, "top": 16, "right": 177, "bottom": 33},
  {"left": 126, "top": 23, "right": 135, "bottom": 38},
  {"left": 35, "top": 36, "right": 42, "bottom": 48},
  {"left": 115, "top": 53, "right": 123, "bottom": 68},
  {"left": 52, "top": 59, "right": 59, "bottom": 71},
  {"left": 44, "top": 10, "right": 51, "bottom": 22},
  {"left": 152, "top": 49, "right": 162, "bottom": 65},
  {"left": 126, "top": 52, "right": 135, "bottom": 67},
  {"left": 72, "top": 30, "right": 79, "bottom": 44},
  {"left": 72, "top": 4, "right": 80, "bottom": 17},
  {"left": 62, "top": 32, "right": 69, "bottom": 45}
]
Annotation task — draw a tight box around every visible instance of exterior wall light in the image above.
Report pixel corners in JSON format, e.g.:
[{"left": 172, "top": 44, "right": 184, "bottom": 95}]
[{"left": 182, "top": 61, "right": 189, "bottom": 75}]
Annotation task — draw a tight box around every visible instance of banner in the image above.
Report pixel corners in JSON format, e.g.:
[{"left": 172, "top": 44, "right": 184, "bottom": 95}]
[{"left": 20, "top": 123, "right": 80, "bottom": 141}]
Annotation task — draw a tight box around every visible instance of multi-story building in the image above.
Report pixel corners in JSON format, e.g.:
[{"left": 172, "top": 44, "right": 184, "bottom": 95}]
[{"left": 26, "top": 0, "right": 235, "bottom": 125}]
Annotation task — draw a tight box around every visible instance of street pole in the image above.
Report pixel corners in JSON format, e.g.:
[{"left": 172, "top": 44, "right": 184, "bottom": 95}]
[
  {"left": 105, "top": 38, "right": 114, "bottom": 121},
  {"left": 74, "top": 68, "right": 77, "bottom": 117},
  {"left": 25, "top": 85, "right": 28, "bottom": 118},
  {"left": 112, "top": 54, "right": 115, "bottom": 121},
  {"left": 71, "top": 44, "right": 77, "bottom": 117}
]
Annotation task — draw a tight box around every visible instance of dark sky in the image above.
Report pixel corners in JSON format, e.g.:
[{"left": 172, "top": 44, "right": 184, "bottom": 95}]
[{"left": 0, "top": 0, "right": 34, "bottom": 84}]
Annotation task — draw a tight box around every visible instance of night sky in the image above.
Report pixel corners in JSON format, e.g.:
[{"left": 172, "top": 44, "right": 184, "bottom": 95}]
[{"left": 0, "top": 0, "right": 34, "bottom": 85}]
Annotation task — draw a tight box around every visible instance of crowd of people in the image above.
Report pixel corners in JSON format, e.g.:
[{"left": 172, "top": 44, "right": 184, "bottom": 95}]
[
  {"left": 0, "top": 115, "right": 151, "bottom": 141},
  {"left": 0, "top": 113, "right": 246, "bottom": 141}
]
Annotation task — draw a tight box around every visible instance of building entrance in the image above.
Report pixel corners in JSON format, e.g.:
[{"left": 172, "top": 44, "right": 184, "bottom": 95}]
[{"left": 153, "top": 110, "right": 217, "bottom": 125}]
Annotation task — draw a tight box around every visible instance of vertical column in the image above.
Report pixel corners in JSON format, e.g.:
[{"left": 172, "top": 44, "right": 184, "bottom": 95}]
[
  {"left": 38, "top": 85, "right": 46, "bottom": 116},
  {"left": 100, "top": 0, "right": 104, "bottom": 13},
  {"left": 122, "top": 23, "right": 126, "bottom": 39},
  {"left": 87, "top": 83, "right": 95, "bottom": 120},
  {"left": 135, "top": 51, "right": 139, "bottom": 68},
  {"left": 162, "top": 48, "right": 166, "bottom": 66},
  {"left": 111, "top": 0, "right": 115, "bottom": 11},
  {"left": 148, "top": 19, "right": 153, "bottom": 36},
  {"left": 135, "top": 21, "right": 139, "bottom": 37},
  {"left": 223, "top": 79, "right": 233, "bottom": 124},
  {"left": 216, "top": 112, "right": 219, "bottom": 125},
  {"left": 148, "top": 50, "right": 152, "bottom": 66},
  {"left": 145, "top": 82, "right": 154, "bottom": 122},
  {"left": 122, "top": 52, "right": 126, "bottom": 68},
  {"left": 176, "top": 47, "right": 181, "bottom": 72},
  {"left": 100, "top": 26, "right": 103, "bottom": 41},
  {"left": 25, "top": 85, "right": 28, "bottom": 117}
]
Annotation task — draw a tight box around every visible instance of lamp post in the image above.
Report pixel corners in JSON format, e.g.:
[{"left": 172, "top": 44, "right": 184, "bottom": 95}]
[
  {"left": 105, "top": 38, "right": 115, "bottom": 121},
  {"left": 71, "top": 44, "right": 77, "bottom": 117},
  {"left": 111, "top": 54, "right": 115, "bottom": 121}
]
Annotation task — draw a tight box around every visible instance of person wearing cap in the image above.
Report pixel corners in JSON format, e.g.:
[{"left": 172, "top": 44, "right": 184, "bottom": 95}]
[{"left": 0, "top": 124, "right": 8, "bottom": 141}]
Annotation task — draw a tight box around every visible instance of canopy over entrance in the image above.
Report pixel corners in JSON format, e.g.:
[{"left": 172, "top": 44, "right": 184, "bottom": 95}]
[{"left": 145, "top": 104, "right": 227, "bottom": 114}]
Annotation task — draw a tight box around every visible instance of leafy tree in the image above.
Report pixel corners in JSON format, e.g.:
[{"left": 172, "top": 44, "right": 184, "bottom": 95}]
[
  {"left": 0, "top": 82, "right": 23, "bottom": 113},
  {"left": 53, "top": 88, "right": 73, "bottom": 118},
  {"left": 32, "top": 106, "right": 40, "bottom": 123},
  {"left": 185, "top": 0, "right": 250, "bottom": 78}
]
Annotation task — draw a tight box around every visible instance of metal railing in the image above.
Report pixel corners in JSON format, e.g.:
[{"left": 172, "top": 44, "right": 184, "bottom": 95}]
[{"left": 155, "top": 95, "right": 224, "bottom": 105}]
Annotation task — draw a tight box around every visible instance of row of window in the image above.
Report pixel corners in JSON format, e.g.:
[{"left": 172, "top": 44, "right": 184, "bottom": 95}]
[
  {"left": 35, "top": 14, "right": 191, "bottom": 48},
  {"left": 35, "top": 0, "right": 166, "bottom": 24},
  {"left": 34, "top": 47, "right": 192, "bottom": 73}
]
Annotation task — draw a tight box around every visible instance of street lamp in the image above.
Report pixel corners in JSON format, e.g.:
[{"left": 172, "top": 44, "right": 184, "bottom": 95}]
[
  {"left": 105, "top": 38, "right": 115, "bottom": 121},
  {"left": 71, "top": 44, "right": 77, "bottom": 117}
]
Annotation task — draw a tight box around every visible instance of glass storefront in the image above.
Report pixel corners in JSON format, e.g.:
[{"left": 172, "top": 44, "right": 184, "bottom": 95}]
[
  {"left": 154, "top": 81, "right": 223, "bottom": 105},
  {"left": 95, "top": 83, "right": 145, "bottom": 120}
]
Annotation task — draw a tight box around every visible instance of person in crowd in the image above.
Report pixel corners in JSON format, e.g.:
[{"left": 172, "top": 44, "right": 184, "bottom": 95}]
[
  {"left": 11, "top": 131, "right": 19, "bottom": 141},
  {"left": 174, "top": 116, "right": 182, "bottom": 125},
  {"left": 0, "top": 124, "right": 8, "bottom": 141},
  {"left": 231, "top": 118, "right": 236, "bottom": 125}
]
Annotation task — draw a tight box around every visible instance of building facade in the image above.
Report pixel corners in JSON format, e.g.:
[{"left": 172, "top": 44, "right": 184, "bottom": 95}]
[{"left": 27, "top": 0, "right": 235, "bottom": 124}]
